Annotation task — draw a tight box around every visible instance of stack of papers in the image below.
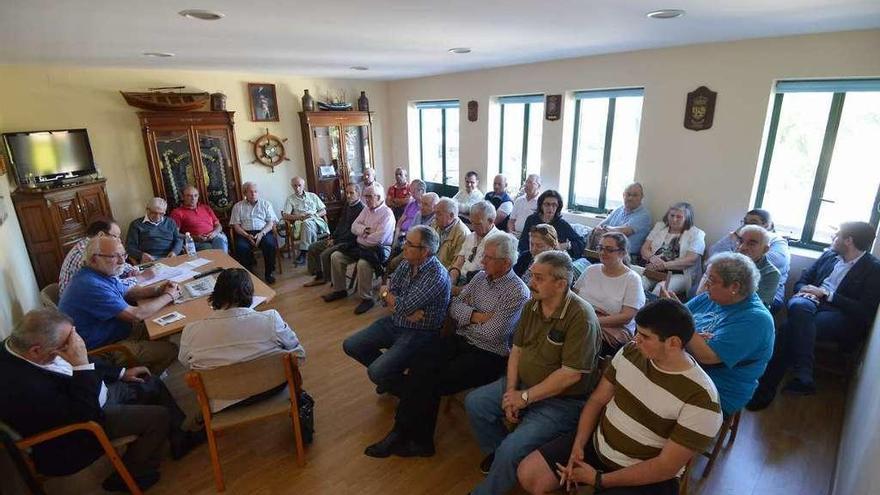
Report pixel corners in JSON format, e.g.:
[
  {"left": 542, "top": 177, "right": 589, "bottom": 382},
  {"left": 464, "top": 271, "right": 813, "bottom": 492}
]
[{"left": 138, "top": 258, "right": 213, "bottom": 286}]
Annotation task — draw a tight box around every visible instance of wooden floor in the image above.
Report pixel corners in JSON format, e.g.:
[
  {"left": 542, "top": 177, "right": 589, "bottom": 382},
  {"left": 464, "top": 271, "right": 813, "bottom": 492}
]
[{"left": 45, "top": 261, "right": 846, "bottom": 495}]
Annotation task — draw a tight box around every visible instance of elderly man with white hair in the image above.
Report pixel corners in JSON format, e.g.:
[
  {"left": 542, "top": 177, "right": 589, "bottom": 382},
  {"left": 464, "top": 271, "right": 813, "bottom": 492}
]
[
  {"left": 508, "top": 174, "right": 541, "bottom": 240},
  {"left": 432, "top": 197, "right": 471, "bottom": 269},
  {"left": 230, "top": 181, "right": 280, "bottom": 284},
  {"left": 282, "top": 176, "right": 329, "bottom": 266},
  {"left": 126, "top": 197, "right": 184, "bottom": 263},
  {"left": 323, "top": 183, "right": 396, "bottom": 314},
  {"left": 449, "top": 201, "right": 498, "bottom": 289}
]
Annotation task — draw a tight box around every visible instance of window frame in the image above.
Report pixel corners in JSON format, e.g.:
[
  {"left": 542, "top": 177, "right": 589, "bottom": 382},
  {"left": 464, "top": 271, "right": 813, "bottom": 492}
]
[
  {"left": 753, "top": 79, "right": 880, "bottom": 251},
  {"left": 415, "top": 100, "right": 460, "bottom": 187},
  {"left": 497, "top": 94, "right": 544, "bottom": 188},
  {"left": 567, "top": 88, "right": 645, "bottom": 214}
]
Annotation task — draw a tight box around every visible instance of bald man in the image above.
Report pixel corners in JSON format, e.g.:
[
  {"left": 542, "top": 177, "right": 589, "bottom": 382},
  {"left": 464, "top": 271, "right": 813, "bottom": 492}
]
[{"left": 282, "top": 176, "right": 329, "bottom": 265}]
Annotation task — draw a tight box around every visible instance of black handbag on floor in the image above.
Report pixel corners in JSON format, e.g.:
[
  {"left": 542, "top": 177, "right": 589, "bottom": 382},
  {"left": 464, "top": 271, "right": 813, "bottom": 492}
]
[{"left": 298, "top": 391, "right": 315, "bottom": 444}]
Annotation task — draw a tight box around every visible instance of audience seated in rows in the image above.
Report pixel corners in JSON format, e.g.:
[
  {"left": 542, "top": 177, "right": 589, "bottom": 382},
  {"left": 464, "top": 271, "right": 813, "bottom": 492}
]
[
  {"left": 343, "top": 225, "right": 451, "bottom": 394},
  {"left": 179, "top": 268, "right": 305, "bottom": 412},
  {"left": 450, "top": 201, "right": 498, "bottom": 290},
  {"left": 58, "top": 236, "right": 178, "bottom": 374},
  {"left": 485, "top": 174, "right": 514, "bottom": 231},
  {"left": 518, "top": 190, "right": 585, "bottom": 260},
  {"left": 126, "top": 197, "right": 183, "bottom": 263},
  {"left": 633, "top": 202, "right": 705, "bottom": 296},
  {"left": 701, "top": 225, "right": 780, "bottom": 308},
  {"left": 169, "top": 185, "right": 229, "bottom": 253},
  {"left": 431, "top": 197, "right": 471, "bottom": 269},
  {"left": 58, "top": 217, "right": 145, "bottom": 295},
  {"left": 707, "top": 208, "right": 790, "bottom": 311},
  {"left": 322, "top": 183, "right": 395, "bottom": 315},
  {"left": 749, "top": 221, "right": 880, "bottom": 410},
  {"left": 573, "top": 232, "right": 646, "bottom": 356},
  {"left": 507, "top": 174, "right": 541, "bottom": 239},
  {"left": 282, "top": 176, "right": 329, "bottom": 266},
  {"left": 0, "top": 309, "right": 201, "bottom": 492},
  {"left": 387, "top": 186, "right": 438, "bottom": 274},
  {"left": 518, "top": 299, "right": 723, "bottom": 495},
  {"left": 454, "top": 171, "right": 484, "bottom": 222},
  {"left": 586, "top": 182, "right": 652, "bottom": 256},
  {"left": 230, "top": 181, "right": 279, "bottom": 284},
  {"left": 363, "top": 232, "right": 530, "bottom": 458},
  {"left": 386, "top": 167, "right": 412, "bottom": 219},
  {"left": 465, "top": 250, "right": 601, "bottom": 495},
  {"left": 303, "top": 183, "right": 364, "bottom": 287}
]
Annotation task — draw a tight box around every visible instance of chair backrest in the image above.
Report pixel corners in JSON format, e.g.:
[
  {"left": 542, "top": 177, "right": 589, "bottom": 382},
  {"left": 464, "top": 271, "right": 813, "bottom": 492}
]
[
  {"left": 40, "top": 283, "right": 60, "bottom": 309},
  {"left": 194, "top": 352, "right": 292, "bottom": 401}
]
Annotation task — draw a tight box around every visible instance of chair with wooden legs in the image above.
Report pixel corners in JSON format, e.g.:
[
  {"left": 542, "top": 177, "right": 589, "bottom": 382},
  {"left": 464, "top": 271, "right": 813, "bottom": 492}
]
[
  {"left": 185, "top": 352, "right": 306, "bottom": 492},
  {"left": 678, "top": 410, "right": 742, "bottom": 494}
]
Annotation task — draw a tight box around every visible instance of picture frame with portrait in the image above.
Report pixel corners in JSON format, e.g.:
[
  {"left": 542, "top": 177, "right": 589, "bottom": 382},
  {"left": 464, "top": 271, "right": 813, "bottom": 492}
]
[{"left": 248, "top": 83, "right": 280, "bottom": 122}]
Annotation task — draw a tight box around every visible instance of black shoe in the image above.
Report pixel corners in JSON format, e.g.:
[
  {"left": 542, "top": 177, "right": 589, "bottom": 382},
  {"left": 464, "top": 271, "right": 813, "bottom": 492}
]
[
  {"left": 479, "top": 452, "right": 494, "bottom": 475},
  {"left": 393, "top": 439, "right": 435, "bottom": 457},
  {"left": 322, "top": 290, "right": 347, "bottom": 302},
  {"left": 265, "top": 274, "right": 276, "bottom": 284},
  {"left": 171, "top": 429, "right": 207, "bottom": 460},
  {"left": 782, "top": 378, "right": 816, "bottom": 396},
  {"left": 364, "top": 431, "right": 403, "bottom": 458},
  {"left": 354, "top": 299, "right": 375, "bottom": 315},
  {"left": 102, "top": 470, "right": 160, "bottom": 492},
  {"left": 746, "top": 388, "right": 777, "bottom": 411},
  {"left": 295, "top": 252, "right": 307, "bottom": 266}
]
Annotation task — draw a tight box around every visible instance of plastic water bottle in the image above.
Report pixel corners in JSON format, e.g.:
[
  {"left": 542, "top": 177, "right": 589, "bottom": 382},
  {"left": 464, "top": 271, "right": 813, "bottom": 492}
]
[{"left": 184, "top": 232, "right": 196, "bottom": 257}]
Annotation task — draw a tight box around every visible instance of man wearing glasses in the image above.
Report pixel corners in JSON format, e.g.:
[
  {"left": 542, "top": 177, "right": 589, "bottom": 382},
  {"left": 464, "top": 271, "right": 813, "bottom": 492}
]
[
  {"left": 449, "top": 201, "right": 498, "bottom": 291},
  {"left": 59, "top": 236, "right": 179, "bottom": 374},
  {"left": 126, "top": 197, "right": 184, "bottom": 263}
]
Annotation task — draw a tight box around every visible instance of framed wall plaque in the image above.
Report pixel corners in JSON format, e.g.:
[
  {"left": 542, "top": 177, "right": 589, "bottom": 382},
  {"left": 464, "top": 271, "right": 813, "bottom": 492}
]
[
  {"left": 467, "top": 100, "right": 478, "bottom": 122},
  {"left": 684, "top": 86, "right": 717, "bottom": 131},
  {"left": 545, "top": 94, "right": 561, "bottom": 121}
]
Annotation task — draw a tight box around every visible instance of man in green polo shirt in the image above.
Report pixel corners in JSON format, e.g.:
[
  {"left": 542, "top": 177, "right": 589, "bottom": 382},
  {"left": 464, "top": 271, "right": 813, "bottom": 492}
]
[{"left": 465, "top": 250, "right": 601, "bottom": 495}]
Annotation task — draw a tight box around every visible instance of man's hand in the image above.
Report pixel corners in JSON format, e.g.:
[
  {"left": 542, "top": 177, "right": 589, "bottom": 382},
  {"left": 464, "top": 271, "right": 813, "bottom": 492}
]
[
  {"left": 558, "top": 459, "right": 598, "bottom": 487},
  {"left": 141, "top": 253, "right": 155, "bottom": 263},
  {"left": 451, "top": 285, "right": 463, "bottom": 297},
  {"left": 797, "top": 285, "right": 828, "bottom": 300},
  {"left": 254, "top": 232, "right": 265, "bottom": 246},
  {"left": 122, "top": 366, "right": 151, "bottom": 383},
  {"left": 406, "top": 309, "right": 425, "bottom": 323},
  {"left": 326, "top": 237, "right": 334, "bottom": 246},
  {"left": 56, "top": 329, "right": 89, "bottom": 367},
  {"left": 504, "top": 405, "right": 520, "bottom": 424},
  {"left": 471, "top": 311, "right": 494, "bottom": 324},
  {"left": 161, "top": 281, "right": 180, "bottom": 300},
  {"left": 658, "top": 284, "right": 680, "bottom": 302},
  {"left": 501, "top": 389, "right": 527, "bottom": 412}
]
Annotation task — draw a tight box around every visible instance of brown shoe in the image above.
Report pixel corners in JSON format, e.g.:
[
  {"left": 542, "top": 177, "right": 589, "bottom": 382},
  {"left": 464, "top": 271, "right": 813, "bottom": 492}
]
[{"left": 303, "top": 279, "right": 327, "bottom": 287}]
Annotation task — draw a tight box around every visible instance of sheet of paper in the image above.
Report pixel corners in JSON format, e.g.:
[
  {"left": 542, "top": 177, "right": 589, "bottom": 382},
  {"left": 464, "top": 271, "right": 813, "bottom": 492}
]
[
  {"left": 169, "top": 269, "right": 199, "bottom": 283},
  {"left": 183, "top": 258, "right": 212, "bottom": 269},
  {"left": 249, "top": 296, "right": 267, "bottom": 309},
  {"left": 138, "top": 264, "right": 189, "bottom": 286},
  {"left": 153, "top": 311, "right": 186, "bottom": 326}
]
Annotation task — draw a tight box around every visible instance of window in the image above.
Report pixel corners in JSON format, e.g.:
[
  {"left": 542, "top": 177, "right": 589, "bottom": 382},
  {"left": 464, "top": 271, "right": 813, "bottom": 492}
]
[
  {"left": 416, "top": 100, "right": 460, "bottom": 186},
  {"left": 497, "top": 95, "right": 544, "bottom": 193},
  {"left": 567, "top": 88, "right": 644, "bottom": 213},
  {"left": 754, "top": 79, "right": 880, "bottom": 249}
]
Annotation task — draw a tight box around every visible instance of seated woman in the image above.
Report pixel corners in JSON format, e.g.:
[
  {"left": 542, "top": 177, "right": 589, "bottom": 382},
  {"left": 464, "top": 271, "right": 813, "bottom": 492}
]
[
  {"left": 514, "top": 224, "right": 589, "bottom": 285},
  {"left": 573, "top": 232, "right": 645, "bottom": 356},
  {"left": 517, "top": 190, "right": 585, "bottom": 260},
  {"left": 178, "top": 268, "right": 305, "bottom": 412},
  {"left": 633, "top": 202, "right": 705, "bottom": 296}
]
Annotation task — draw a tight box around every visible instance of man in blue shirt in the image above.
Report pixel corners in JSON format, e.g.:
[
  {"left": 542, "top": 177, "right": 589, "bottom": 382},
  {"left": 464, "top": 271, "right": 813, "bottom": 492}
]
[
  {"left": 588, "top": 183, "right": 652, "bottom": 256},
  {"left": 59, "top": 236, "right": 179, "bottom": 374},
  {"left": 342, "top": 225, "right": 451, "bottom": 394},
  {"left": 748, "top": 221, "right": 880, "bottom": 410}
]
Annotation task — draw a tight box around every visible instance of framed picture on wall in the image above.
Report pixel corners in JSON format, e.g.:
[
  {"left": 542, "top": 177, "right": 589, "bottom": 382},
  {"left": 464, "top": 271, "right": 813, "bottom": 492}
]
[
  {"left": 545, "top": 94, "right": 561, "bottom": 121},
  {"left": 248, "top": 83, "right": 280, "bottom": 122}
]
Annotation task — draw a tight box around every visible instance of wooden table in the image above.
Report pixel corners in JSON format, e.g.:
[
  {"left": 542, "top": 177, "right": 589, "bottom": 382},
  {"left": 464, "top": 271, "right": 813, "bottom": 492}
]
[{"left": 144, "top": 249, "right": 276, "bottom": 340}]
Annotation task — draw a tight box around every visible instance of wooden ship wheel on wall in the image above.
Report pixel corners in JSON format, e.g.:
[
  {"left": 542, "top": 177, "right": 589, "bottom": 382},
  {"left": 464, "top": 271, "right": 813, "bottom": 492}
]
[{"left": 249, "top": 129, "right": 291, "bottom": 171}]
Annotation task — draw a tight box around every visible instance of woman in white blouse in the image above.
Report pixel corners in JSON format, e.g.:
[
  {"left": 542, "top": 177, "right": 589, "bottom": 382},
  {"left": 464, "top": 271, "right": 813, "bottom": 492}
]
[
  {"left": 573, "top": 232, "right": 645, "bottom": 355},
  {"left": 635, "top": 202, "right": 706, "bottom": 296}
]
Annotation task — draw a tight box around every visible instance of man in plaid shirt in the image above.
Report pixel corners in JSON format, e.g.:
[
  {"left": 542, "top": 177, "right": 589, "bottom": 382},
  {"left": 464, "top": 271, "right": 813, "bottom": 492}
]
[{"left": 343, "top": 225, "right": 451, "bottom": 394}]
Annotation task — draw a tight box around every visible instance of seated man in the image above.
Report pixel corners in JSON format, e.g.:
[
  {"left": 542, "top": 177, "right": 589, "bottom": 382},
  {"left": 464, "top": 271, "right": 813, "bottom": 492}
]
[
  {"left": 518, "top": 299, "right": 723, "bottom": 495},
  {"left": 303, "top": 182, "right": 364, "bottom": 287},
  {"left": 126, "top": 197, "right": 183, "bottom": 263},
  {"left": 432, "top": 197, "right": 471, "bottom": 269},
  {"left": 363, "top": 232, "right": 529, "bottom": 458},
  {"left": 0, "top": 309, "right": 200, "bottom": 491},
  {"left": 169, "top": 185, "right": 228, "bottom": 253},
  {"left": 342, "top": 225, "right": 451, "bottom": 394},
  {"left": 386, "top": 167, "right": 413, "bottom": 218},
  {"left": 736, "top": 225, "right": 781, "bottom": 308},
  {"left": 707, "top": 208, "right": 791, "bottom": 311},
  {"left": 485, "top": 174, "right": 514, "bottom": 231},
  {"left": 59, "top": 236, "right": 179, "bottom": 374},
  {"left": 586, "top": 182, "right": 652, "bottom": 257},
  {"left": 454, "top": 170, "right": 484, "bottom": 222},
  {"left": 449, "top": 201, "right": 498, "bottom": 289},
  {"left": 749, "top": 221, "right": 880, "bottom": 409},
  {"left": 59, "top": 217, "right": 144, "bottom": 295},
  {"left": 230, "top": 181, "right": 280, "bottom": 284},
  {"left": 387, "top": 189, "right": 439, "bottom": 274},
  {"left": 508, "top": 174, "right": 541, "bottom": 240},
  {"left": 361, "top": 167, "right": 376, "bottom": 188},
  {"left": 281, "top": 176, "right": 329, "bottom": 266},
  {"left": 465, "top": 250, "right": 601, "bottom": 495},
  {"left": 322, "top": 183, "right": 395, "bottom": 314},
  {"left": 179, "top": 268, "right": 305, "bottom": 412}
]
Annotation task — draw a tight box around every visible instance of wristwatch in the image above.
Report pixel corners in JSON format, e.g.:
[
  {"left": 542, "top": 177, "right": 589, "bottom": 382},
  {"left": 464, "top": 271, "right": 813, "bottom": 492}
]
[{"left": 520, "top": 389, "right": 529, "bottom": 406}]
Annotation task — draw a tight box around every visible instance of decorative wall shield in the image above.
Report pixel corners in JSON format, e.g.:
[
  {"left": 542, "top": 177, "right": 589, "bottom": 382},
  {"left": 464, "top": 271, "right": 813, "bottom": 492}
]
[{"left": 684, "top": 86, "right": 717, "bottom": 131}]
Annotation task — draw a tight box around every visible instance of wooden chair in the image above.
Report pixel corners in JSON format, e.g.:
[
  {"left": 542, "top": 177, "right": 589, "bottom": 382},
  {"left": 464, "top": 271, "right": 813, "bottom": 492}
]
[
  {"left": 678, "top": 410, "right": 742, "bottom": 494},
  {"left": 185, "top": 352, "right": 306, "bottom": 491},
  {"left": 39, "top": 283, "right": 60, "bottom": 309},
  {"left": 228, "top": 225, "right": 284, "bottom": 275}
]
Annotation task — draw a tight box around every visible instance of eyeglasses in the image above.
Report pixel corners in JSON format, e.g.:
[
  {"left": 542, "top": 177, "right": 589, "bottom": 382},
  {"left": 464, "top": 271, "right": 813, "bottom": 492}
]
[
  {"left": 95, "top": 252, "right": 126, "bottom": 261},
  {"left": 403, "top": 240, "right": 426, "bottom": 249},
  {"left": 597, "top": 246, "right": 624, "bottom": 254}
]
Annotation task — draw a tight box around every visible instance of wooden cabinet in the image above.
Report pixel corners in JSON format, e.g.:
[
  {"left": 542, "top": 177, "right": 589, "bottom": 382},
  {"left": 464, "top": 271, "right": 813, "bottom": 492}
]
[
  {"left": 138, "top": 111, "right": 243, "bottom": 225},
  {"left": 299, "top": 111, "right": 375, "bottom": 224},
  {"left": 11, "top": 180, "right": 113, "bottom": 288}
]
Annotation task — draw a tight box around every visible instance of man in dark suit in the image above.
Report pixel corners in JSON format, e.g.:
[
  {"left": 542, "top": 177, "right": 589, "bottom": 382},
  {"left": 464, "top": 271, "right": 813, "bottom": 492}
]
[
  {"left": 748, "top": 221, "right": 880, "bottom": 410},
  {"left": 0, "top": 309, "right": 197, "bottom": 491}
]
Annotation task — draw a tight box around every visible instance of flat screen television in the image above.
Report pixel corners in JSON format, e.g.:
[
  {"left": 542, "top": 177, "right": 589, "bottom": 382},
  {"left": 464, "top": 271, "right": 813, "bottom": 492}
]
[{"left": 2, "top": 128, "right": 97, "bottom": 187}]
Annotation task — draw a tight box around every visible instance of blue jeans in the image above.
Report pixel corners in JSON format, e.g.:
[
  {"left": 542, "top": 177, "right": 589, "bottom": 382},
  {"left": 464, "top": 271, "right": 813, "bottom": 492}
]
[
  {"left": 195, "top": 232, "right": 229, "bottom": 253},
  {"left": 786, "top": 296, "right": 854, "bottom": 383},
  {"left": 342, "top": 316, "right": 439, "bottom": 390},
  {"left": 233, "top": 230, "right": 277, "bottom": 276},
  {"left": 465, "top": 377, "right": 584, "bottom": 495}
]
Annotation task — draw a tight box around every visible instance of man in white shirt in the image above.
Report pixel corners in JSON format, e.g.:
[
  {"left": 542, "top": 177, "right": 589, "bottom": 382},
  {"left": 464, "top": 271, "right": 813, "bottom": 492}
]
[
  {"left": 453, "top": 171, "right": 484, "bottom": 222},
  {"left": 508, "top": 174, "right": 541, "bottom": 240},
  {"left": 449, "top": 201, "right": 498, "bottom": 291},
  {"left": 230, "top": 181, "right": 280, "bottom": 284}
]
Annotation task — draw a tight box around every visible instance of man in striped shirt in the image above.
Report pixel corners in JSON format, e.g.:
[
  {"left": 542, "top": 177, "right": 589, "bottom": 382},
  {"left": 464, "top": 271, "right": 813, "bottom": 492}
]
[{"left": 518, "top": 299, "right": 722, "bottom": 495}]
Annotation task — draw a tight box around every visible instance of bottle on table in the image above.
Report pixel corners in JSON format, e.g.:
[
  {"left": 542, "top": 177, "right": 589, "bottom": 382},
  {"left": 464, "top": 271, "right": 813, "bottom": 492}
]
[{"left": 185, "top": 232, "right": 196, "bottom": 257}]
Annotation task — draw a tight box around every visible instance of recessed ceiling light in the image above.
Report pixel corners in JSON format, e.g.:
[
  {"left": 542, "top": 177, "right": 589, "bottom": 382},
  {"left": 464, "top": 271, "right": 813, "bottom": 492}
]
[
  {"left": 646, "top": 9, "right": 686, "bottom": 19},
  {"left": 350, "top": 66, "right": 369, "bottom": 71},
  {"left": 178, "top": 9, "right": 225, "bottom": 21},
  {"left": 143, "top": 52, "right": 175, "bottom": 58},
  {"left": 448, "top": 47, "right": 471, "bottom": 54}
]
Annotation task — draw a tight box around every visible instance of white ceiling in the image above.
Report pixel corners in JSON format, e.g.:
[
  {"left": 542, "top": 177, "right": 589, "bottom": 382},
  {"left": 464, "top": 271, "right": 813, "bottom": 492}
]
[{"left": 1, "top": 0, "right": 878, "bottom": 80}]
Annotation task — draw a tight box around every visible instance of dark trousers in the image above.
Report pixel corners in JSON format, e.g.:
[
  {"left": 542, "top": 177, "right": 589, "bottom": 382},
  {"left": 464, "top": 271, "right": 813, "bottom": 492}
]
[
  {"left": 233, "top": 230, "right": 277, "bottom": 276},
  {"left": 395, "top": 335, "right": 508, "bottom": 445}
]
